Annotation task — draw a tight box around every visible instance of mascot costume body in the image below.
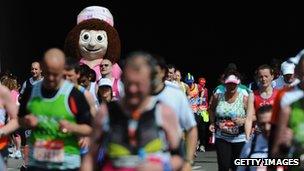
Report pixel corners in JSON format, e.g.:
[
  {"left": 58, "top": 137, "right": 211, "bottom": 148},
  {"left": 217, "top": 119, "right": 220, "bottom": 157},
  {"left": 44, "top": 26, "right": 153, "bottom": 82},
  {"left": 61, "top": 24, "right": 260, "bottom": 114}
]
[{"left": 65, "top": 6, "right": 121, "bottom": 81}]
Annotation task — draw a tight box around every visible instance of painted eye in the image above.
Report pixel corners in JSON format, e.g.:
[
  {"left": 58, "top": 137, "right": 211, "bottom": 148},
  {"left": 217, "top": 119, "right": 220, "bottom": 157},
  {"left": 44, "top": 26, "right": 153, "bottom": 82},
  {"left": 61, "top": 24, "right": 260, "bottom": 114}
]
[
  {"left": 97, "top": 35, "right": 103, "bottom": 41},
  {"left": 81, "top": 32, "right": 90, "bottom": 42}
]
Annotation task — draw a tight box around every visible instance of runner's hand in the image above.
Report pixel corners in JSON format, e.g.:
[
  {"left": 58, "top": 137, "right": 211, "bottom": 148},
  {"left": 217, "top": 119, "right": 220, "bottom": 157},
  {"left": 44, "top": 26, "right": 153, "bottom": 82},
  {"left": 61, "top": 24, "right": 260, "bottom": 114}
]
[
  {"left": 232, "top": 117, "right": 245, "bottom": 126},
  {"left": 79, "top": 137, "right": 90, "bottom": 148},
  {"left": 24, "top": 114, "right": 38, "bottom": 128},
  {"left": 59, "top": 120, "right": 74, "bottom": 133},
  {"left": 209, "top": 123, "right": 215, "bottom": 133}
]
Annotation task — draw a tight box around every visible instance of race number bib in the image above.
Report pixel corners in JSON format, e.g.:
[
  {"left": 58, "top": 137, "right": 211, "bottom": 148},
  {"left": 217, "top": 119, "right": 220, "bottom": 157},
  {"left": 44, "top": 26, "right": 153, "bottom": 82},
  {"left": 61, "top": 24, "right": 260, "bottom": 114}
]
[{"left": 33, "top": 140, "right": 64, "bottom": 163}]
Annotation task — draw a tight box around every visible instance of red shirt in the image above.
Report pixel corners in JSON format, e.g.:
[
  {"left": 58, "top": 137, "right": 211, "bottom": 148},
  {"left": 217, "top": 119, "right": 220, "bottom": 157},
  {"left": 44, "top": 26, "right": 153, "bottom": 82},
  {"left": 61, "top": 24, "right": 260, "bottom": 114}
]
[{"left": 254, "top": 89, "right": 279, "bottom": 111}]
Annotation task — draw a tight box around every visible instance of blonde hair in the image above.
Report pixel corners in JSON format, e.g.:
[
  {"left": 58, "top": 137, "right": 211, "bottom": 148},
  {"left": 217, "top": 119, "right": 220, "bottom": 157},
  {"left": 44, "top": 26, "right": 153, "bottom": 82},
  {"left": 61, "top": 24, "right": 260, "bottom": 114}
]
[{"left": 1, "top": 75, "right": 18, "bottom": 91}]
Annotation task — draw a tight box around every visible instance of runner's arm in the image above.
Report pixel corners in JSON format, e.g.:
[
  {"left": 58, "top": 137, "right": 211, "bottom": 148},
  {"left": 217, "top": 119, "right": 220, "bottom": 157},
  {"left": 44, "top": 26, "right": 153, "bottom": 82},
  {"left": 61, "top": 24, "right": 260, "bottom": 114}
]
[
  {"left": 245, "top": 92, "right": 255, "bottom": 140},
  {"left": 0, "top": 85, "right": 19, "bottom": 135}
]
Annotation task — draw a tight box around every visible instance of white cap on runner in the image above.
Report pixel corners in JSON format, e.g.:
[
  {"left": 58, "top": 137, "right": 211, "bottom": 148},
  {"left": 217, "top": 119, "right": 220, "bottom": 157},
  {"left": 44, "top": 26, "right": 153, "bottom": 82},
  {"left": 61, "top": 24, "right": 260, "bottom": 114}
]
[{"left": 281, "top": 61, "right": 295, "bottom": 75}]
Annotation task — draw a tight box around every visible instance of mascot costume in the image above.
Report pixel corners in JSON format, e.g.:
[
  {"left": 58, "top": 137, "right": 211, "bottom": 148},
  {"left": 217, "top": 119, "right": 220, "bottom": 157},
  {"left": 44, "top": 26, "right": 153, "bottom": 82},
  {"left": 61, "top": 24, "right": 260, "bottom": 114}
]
[{"left": 65, "top": 6, "right": 121, "bottom": 81}]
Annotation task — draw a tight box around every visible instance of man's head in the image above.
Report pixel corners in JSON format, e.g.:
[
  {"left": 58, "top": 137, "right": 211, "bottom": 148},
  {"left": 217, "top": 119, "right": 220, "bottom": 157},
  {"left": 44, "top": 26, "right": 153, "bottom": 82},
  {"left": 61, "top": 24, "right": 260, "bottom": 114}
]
[
  {"left": 31, "top": 61, "right": 42, "bottom": 79},
  {"left": 256, "top": 105, "right": 272, "bottom": 137},
  {"left": 256, "top": 65, "right": 274, "bottom": 89},
  {"left": 281, "top": 61, "right": 295, "bottom": 84},
  {"left": 166, "top": 64, "right": 175, "bottom": 81},
  {"left": 63, "top": 57, "right": 81, "bottom": 85},
  {"left": 100, "top": 59, "right": 113, "bottom": 77},
  {"left": 42, "top": 48, "right": 65, "bottom": 90},
  {"left": 78, "top": 64, "right": 93, "bottom": 88},
  {"left": 123, "top": 51, "right": 156, "bottom": 109},
  {"left": 98, "top": 78, "right": 113, "bottom": 103}
]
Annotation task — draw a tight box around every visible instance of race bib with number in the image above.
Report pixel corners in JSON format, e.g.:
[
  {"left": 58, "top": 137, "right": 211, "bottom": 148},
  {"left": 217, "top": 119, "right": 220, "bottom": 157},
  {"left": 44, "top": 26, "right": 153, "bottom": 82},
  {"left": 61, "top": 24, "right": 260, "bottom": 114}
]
[{"left": 33, "top": 140, "right": 64, "bottom": 163}]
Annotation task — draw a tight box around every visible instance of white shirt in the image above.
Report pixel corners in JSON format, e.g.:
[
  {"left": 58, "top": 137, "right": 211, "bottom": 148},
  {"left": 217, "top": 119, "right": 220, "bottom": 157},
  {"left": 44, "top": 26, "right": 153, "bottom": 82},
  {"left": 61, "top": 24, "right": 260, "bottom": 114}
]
[
  {"left": 154, "top": 84, "right": 196, "bottom": 131},
  {"left": 272, "top": 76, "right": 300, "bottom": 90}
]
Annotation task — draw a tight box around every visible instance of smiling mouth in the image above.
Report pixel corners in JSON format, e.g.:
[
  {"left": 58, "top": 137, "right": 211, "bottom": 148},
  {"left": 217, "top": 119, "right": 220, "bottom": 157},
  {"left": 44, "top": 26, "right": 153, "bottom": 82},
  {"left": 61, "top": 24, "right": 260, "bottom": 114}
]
[{"left": 83, "top": 47, "right": 102, "bottom": 53}]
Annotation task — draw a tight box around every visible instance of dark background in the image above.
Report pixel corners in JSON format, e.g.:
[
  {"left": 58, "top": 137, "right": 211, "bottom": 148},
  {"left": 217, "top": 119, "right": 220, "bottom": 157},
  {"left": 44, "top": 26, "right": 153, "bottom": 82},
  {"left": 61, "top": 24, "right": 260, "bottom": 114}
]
[{"left": 1, "top": 1, "right": 303, "bottom": 90}]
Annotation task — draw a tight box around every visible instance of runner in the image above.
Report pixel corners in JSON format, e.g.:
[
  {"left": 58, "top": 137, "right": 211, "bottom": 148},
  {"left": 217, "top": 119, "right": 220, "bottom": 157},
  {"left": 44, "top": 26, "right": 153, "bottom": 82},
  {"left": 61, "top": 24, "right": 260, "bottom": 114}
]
[
  {"left": 209, "top": 72, "right": 248, "bottom": 171},
  {"left": 273, "top": 60, "right": 299, "bottom": 89},
  {"left": 78, "top": 64, "right": 99, "bottom": 107},
  {"left": 166, "top": 64, "right": 176, "bottom": 82},
  {"left": 237, "top": 105, "right": 272, "bottom": 171},
  {"left": 19, "top": 48, "right": 92, "bottom": 171},
  {"left": 0, "top": 83, "right": 19, "bottom": 162},
  {"left": 82, "top": 51, "right": 183, "bottom": 171},
  {"left": 152, "top": 56, "right": 197, "bottom": 171},
  {"left": 97, "top": 78, "right": 113, "bottom": 103},
  {"left": 245, "top": 65, "right": 278, "bottom": 139},
  {"left": 63, "top": 57, "right": 97, "bottom": 116},
  {"left": 272, "top": 55, "right": 304, "bottom": 170},
  {"left": 174, "top": 69, "right": 188, "bottom": 94},
  {"left": 1, "top": 75, "right": 22, "bottom": 159},
  {"left": 99, "top": 59, "right": 124, "bottom": 101},
  {"left": 20, "top": 61, "right": 44, "bottom": 96}
]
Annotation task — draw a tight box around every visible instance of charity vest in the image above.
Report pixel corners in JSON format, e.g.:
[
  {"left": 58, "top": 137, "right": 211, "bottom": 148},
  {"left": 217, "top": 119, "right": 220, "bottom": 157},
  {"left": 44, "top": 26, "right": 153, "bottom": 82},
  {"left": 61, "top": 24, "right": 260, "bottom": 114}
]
[
  {"left": 289, "top": 99, "right": 304, "bottom": 170},
  {"left": 104, "top": 100, "right": 170, "bottom": 169},
  {"left": 26, "top": 81, "right": 80, "bottom": 169},
  {"left": 254, "top": 89, "right": 278, "bottom": 111}
]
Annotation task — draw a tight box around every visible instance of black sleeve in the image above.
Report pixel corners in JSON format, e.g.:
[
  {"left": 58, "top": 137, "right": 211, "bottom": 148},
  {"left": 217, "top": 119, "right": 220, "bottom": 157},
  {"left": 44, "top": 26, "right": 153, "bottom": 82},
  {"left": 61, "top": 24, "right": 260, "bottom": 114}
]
[
  {"left": 18, "top": 87, "right": 32, "bottom": 118},
  {"left": 68, "top": 88, "right": 92, "bottom": 125}
]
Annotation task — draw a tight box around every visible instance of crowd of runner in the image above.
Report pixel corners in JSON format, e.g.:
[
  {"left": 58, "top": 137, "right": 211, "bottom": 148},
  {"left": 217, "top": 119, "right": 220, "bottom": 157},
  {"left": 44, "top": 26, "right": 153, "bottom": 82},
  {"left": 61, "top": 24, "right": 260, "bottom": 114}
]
[{"left": 0, "top": 47, "right": 302, "bottom": 171}]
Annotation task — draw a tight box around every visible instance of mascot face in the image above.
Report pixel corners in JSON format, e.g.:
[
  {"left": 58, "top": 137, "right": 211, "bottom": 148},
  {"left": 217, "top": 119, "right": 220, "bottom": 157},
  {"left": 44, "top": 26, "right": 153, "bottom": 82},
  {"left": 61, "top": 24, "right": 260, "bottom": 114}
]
[{"left": 79, "top": 30, "right": 108, "bottom": 60}]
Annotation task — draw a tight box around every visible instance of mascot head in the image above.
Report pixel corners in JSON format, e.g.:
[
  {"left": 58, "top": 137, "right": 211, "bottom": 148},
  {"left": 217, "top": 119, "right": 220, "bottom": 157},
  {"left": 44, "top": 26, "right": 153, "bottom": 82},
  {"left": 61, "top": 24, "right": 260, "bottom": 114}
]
[{"left": 64, "top": 6, "right": 121, "bottom": 64}]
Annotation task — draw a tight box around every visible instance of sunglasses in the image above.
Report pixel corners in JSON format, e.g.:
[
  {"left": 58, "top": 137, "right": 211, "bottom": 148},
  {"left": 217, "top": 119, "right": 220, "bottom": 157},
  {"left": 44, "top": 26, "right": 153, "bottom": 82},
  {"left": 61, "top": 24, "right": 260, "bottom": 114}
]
[{"left": 100, "top": 64, "right": 110, "bottom": 67}]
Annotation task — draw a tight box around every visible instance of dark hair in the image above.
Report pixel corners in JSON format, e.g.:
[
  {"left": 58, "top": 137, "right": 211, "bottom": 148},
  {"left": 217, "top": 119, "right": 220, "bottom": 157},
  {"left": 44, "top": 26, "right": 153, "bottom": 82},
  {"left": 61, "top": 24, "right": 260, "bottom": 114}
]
[
  {"left": 255, "top": 64, "right": 274, "bottom": 76},
  {"left": 256, "top": 105, "right": 273, "bottom": 116},
  {"left": 64, "top": 57, "right": 81, "bottom": 73},
  {"left": 89, "top": 69, "right": 96, "bottom": 82},
  {"left": 79, "top": 64, "right": 93, "bottom": 79},
  {"left": 154, "top": 55, "right": 167, "bottom": 81}
]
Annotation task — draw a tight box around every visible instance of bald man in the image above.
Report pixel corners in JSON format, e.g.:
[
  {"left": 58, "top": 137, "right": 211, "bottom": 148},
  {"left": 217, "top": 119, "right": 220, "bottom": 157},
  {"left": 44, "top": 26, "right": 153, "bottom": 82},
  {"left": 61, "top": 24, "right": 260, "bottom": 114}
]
[
  {"left": 19, "top": 48, "right": 92, "bottom": 171},
  {"left": 20, "top": 61, "right": 44, "bottom": 96}
]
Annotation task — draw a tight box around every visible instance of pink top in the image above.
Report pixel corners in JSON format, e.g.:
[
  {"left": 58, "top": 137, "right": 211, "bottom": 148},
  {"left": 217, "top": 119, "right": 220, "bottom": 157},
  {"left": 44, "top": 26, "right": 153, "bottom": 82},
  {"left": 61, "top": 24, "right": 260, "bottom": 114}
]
[
  {"left": 80, "top": 58, "right": 122, "bottom": 81},
  {"left": 10, "top": 90, "right": 19, "bottom": 105}
]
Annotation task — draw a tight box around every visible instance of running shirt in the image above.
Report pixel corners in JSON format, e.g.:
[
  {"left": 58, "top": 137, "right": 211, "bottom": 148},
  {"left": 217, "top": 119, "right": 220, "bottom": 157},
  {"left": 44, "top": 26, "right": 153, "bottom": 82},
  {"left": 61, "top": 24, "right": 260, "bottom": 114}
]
[
  {"left": 288, "top": 98, "right": 304, "bottom": 167},
  {"left": 102, "top": 99, "right": 171, "bottom": 169},
  {"left": 253, "top": 89, "right": 278, "bottom": 111},
  {"left": 153, "top": 84, "right": 196, "bottom": 131},
  {"left": 214, "top": 84, "right": 252, "bottom": 97},
  {"left": 280, "top": 85, "right": 304, "bottom": 108},
  {"left": 188, "top": 84, "right": 200, "bottom": 113},
  {"left": 215, "top": 92, "right": 247, "bottom": 143},
  {"left": 272, "top": 76, "right": 300, "bottom": 89},
  {"left": 19, "top": 80, "right": 92, "bottom": 170},
  {"left": 20, "top": 77, "right": 44, "bottom": 95},
  {"left": 270, "top": 87, "right": 293, "bottom": 125}
]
